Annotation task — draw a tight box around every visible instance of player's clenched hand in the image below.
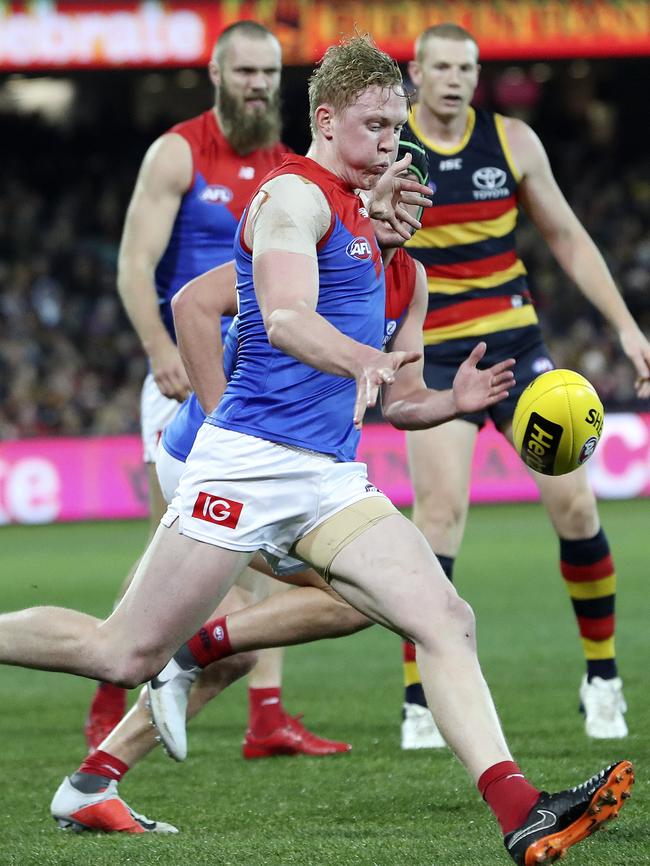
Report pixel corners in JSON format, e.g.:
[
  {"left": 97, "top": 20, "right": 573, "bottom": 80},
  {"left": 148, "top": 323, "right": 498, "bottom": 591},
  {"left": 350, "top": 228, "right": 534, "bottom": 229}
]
[
  {"left": 368, "top": 154, "right": 432, "bottom": 241},
  {"left": 150, "top": 341, "right": 192, "bottom": 402},
  {"left": 354, "top": 349, "right": 421, "bottom": 430},
  {"left": 452, "top": 342, "right": 516, "bottom": 414}
]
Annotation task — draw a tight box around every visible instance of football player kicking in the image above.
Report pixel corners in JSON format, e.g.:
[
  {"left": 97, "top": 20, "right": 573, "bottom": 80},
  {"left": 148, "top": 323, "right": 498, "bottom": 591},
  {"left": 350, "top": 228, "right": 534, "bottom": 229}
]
[{"left": 49, "top": 132, "right": 515, "bottom": 834}]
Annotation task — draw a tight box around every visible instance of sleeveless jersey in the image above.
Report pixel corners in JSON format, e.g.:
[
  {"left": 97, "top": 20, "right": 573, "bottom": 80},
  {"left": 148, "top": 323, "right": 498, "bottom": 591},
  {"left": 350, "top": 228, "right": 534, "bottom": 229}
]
[
  {"left": 162, "top": 249, "right": 416, "bottom": 463},
  {"left": 163, "top": 246, "right": 415, "bottom": 463},
  {"left": 208, "top": 154, "right": 386, "bottom": 462},
  {"left": 154, "top": 110, "right": 290, "bottom": 338},
  {"left": 405, "top": 107, "right": 538, "bottom": 345}
]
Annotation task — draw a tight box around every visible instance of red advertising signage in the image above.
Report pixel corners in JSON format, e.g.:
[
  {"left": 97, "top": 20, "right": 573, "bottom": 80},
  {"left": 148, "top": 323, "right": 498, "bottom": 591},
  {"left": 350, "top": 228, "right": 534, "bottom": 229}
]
[{"left": 1, "top": 1, "right": 649, "bottom": 71}]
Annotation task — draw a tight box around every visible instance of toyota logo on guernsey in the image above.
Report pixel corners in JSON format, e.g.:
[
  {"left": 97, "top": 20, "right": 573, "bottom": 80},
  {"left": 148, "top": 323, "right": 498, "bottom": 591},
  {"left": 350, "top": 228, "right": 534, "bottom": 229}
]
[
  {"left": 192, "top": 492, "right": 243, "bottom": 528},
  {"left": 346, "top": 236, "right": 374, "bottom": 260},
  {"left": 472, "top": 167, "right": 509, "bottom": 200},
  {"left": 200, "top": 185, "right": 233, "bottom": 204}
]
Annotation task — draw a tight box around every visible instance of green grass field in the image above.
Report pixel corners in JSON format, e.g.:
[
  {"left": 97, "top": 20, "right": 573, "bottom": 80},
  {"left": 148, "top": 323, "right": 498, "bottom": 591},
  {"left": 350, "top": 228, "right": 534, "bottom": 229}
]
[{"left": 0, "top": 500, "right": 648, "bottom": 866}]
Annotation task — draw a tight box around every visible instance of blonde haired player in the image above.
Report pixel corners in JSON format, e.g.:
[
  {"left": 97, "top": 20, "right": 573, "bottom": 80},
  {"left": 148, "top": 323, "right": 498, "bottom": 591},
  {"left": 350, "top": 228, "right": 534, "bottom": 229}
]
[{"left": 94, "top": 19, "right": 350, "bottom": 758}]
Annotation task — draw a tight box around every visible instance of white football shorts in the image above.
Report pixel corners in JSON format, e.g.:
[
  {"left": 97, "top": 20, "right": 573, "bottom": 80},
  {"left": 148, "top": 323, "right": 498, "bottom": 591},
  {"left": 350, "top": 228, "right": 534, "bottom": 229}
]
[
  {"left": 161, "top": 424, "right": 389, "bottom": 573},
  {"left": 156, "top": 436, "right": 307, "bottom": 577},
  {"left": 140, "top": 372, "right": 181, "bottom": 463},
  {"left": 155, "top": 443, "right": 185, "bottom": 505}
]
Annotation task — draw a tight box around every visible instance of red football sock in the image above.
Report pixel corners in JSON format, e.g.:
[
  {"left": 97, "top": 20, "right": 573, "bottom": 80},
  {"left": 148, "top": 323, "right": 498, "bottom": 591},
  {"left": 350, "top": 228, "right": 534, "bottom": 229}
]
[
  {"left": 89, "top": 682, "right": 126, "bottom": 713},
  {"left": 186, "top": 616, "right": 233, "bottom": 668},
  {"left": 248, "top": 687, "right": 284, "bottom": 737},
  {"left": 403, "top": 640, "right": 416, "bottom": 663},
  {"left": 78, "top": 749, "right": 129, "bottom": 782},
  {"left": 478, "top": 761, "right": 540, "bottom": 835}
]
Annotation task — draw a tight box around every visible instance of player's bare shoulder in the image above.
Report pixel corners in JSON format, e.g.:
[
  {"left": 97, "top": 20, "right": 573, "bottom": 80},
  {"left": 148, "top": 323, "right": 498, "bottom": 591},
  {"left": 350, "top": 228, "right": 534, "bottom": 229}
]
[
  {"left": 138, "top": 132, "right": 193, "bottom": 196},
  {"left": 500, "top": 115, "right": 547, "bottom": 179},
  {"left": 246, "top": 174, "right": 331, "bottom": 253}
]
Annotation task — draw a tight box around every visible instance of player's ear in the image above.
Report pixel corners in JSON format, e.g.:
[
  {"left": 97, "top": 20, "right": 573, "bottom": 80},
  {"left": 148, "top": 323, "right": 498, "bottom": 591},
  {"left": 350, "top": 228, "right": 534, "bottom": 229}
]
[
  {"left": 314, "top": 104, "right": 335, "bottom": 140},
  {"left": 208, "top": 60, "right": 221, "bottom": 89},
  {"left": 407, "top": 60, "right": 422, "bottom": 88}
]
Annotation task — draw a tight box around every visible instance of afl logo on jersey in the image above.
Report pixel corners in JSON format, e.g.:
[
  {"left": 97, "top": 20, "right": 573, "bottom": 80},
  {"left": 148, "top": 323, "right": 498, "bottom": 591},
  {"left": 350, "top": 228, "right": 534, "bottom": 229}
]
[
  {"left": 346, "top": 237, "right": 374, "bottom": 260},
  {"left": 200, "top": 185, "right": 233, "bottom": 204},
  {"left": 472, "top": 167, "right": 509, "bottom": 200}
]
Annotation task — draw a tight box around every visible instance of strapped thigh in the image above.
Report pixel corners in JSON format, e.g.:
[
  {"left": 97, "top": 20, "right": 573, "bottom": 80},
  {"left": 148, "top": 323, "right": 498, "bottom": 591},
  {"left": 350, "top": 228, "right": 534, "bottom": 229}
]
[{"left": 293, "top": 496, "right": 397, "bottom": 582}]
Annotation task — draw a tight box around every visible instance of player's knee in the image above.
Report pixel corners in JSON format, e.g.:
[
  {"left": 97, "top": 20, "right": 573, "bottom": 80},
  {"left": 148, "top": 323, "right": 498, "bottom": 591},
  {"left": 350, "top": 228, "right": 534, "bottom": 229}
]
[
  {"left": 452, "top": 595, "right": 476, "bottom": 644},
  {"left": 437, "top": 592, "right": 476, "bottom": 642},
  {"left": 413, "top": 491, "right": 466, "bottom": 536},
  {"left": 100, "top": 662, "right": 145, "bottom": 689},
  {"left": 104, "top": 646, "right": 171, "bottom": 689},
  {"left": 553, "top": 488, "right": 599, "bottom": 537},
  {"left": 411, "top": 593, "right": 476, "bottom": 653}
]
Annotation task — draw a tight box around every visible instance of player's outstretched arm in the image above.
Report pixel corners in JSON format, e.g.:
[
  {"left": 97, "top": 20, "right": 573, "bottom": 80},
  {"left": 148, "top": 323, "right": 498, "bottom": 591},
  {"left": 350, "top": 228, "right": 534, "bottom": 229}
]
[
  {"left": 507, "top": 117, "right": 650, "bottom": 398},
  {"left": 117, "top": 133, "right": 193, "bottom": 402},
  {"left": 366, "top": 153, "right": 433, "bottom": 240},
  {"left": 172, "top": 261, "right": 238, "bottom": 413},
  {"left": 382, "top": 262, "right": 515, "bottom": 429}
]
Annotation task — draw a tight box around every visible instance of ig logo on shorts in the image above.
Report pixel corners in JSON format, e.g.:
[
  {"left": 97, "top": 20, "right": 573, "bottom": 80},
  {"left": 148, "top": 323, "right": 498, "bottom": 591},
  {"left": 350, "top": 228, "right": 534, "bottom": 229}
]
[
  {"left": 192, "top": 491, "right": 243, "bottom": 528},
  {"left": 346, "top": 237, "right": 373, "bottom": 260}
]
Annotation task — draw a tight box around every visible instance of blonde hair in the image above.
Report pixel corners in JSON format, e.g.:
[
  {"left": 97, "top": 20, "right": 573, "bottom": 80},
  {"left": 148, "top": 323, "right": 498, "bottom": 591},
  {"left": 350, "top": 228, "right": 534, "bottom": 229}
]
[
  {"left": 415, "top": 23, "right": 479, "bottom": 63},
  {"left": 308, "top": 36, "right": 404, "bottom": 136}
]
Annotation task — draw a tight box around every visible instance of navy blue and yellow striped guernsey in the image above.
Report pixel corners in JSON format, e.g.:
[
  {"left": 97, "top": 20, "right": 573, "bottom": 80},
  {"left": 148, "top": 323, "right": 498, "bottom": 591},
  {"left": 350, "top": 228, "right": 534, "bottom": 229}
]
[{"left": 406, "top": 107, "right": 538, "bottom": 346}]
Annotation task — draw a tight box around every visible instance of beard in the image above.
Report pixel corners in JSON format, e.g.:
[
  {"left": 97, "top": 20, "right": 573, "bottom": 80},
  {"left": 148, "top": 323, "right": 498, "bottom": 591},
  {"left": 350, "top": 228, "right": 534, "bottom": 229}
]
[{"left": 218, "top": 84, "right": 282, "bottom": 154}]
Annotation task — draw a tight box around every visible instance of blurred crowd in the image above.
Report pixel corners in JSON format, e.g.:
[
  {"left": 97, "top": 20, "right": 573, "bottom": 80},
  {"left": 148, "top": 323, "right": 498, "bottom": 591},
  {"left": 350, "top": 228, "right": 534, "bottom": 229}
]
[
  {"left": 0, "top": 116, "right": 149, "bottom": 439},
  {"left": 1, "top": 63, "right": 648, "bottom": 440}
]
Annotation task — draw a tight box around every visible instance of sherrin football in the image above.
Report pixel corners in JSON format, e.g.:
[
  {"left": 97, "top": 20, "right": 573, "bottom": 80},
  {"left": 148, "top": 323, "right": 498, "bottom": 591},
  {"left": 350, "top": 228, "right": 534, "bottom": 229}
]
[{"left": 512, "top": 369, "right": 604, "bottom": 476}]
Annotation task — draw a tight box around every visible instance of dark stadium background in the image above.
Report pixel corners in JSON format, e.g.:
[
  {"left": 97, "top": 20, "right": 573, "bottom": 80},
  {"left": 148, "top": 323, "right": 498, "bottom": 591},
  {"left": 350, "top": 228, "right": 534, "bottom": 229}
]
[{"left": 1, "top": 55, "right": 648, "bottom": 439}]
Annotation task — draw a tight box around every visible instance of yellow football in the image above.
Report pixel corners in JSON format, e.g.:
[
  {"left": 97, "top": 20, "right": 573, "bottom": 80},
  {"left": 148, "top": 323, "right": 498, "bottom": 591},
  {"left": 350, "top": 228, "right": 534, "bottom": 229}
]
[{"left": 512, "top": 369, "right": 604, "bottom": 476}]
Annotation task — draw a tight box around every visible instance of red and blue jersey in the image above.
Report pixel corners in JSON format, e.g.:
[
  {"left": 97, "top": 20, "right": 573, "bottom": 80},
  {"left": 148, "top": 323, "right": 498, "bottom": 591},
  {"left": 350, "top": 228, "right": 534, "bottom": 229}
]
[
  {"left": 209, "top": 155, "right": 389, "bottom": 461},
  {"left": 162, "top": 248, "right": 416, "bottom": 464},
  {"left": 383, "top": 248, "right": 416, "bottom": 346},
  {"left": 154, "top": 110, "right": 290, "bottom": 338}
]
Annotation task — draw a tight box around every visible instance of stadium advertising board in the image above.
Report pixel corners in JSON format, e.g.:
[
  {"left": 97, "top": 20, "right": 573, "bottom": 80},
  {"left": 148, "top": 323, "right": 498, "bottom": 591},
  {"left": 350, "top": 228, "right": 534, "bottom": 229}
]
[
  {"left": 1, "top": 413, "right": 649, "bottom": 525},
  {"left": 1, "top": 0, "right": 649, "bottom": 70}
]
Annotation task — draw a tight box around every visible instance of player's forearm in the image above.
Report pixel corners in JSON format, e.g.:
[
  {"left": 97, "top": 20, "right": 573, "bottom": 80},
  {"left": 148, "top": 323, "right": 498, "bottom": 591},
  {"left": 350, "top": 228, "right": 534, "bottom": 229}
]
[
  {"left": 266, "top": 307, "right": 382, "bottom": 379},
  {"left": 551, "top": 229, "right": 639, "bottom": 335},
  {"left": 174, "top": 308, "right": 225, "bottom": 414},
  {"left": 383, "top": 387, "right": 457, "bottom": 430},
  {"left": 117, "top": 265, "right": 171, "bottom": 356}
]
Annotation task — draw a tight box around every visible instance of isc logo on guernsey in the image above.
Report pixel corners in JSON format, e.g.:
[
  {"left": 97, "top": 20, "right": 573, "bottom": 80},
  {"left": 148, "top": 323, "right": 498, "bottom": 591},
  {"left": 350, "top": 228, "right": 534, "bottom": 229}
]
[
  {"left": 346, "top": 237, "right": 373, "bottom": 260},
  {"left": 192, "top": 491, "right": 243, "bottom": 528}
]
